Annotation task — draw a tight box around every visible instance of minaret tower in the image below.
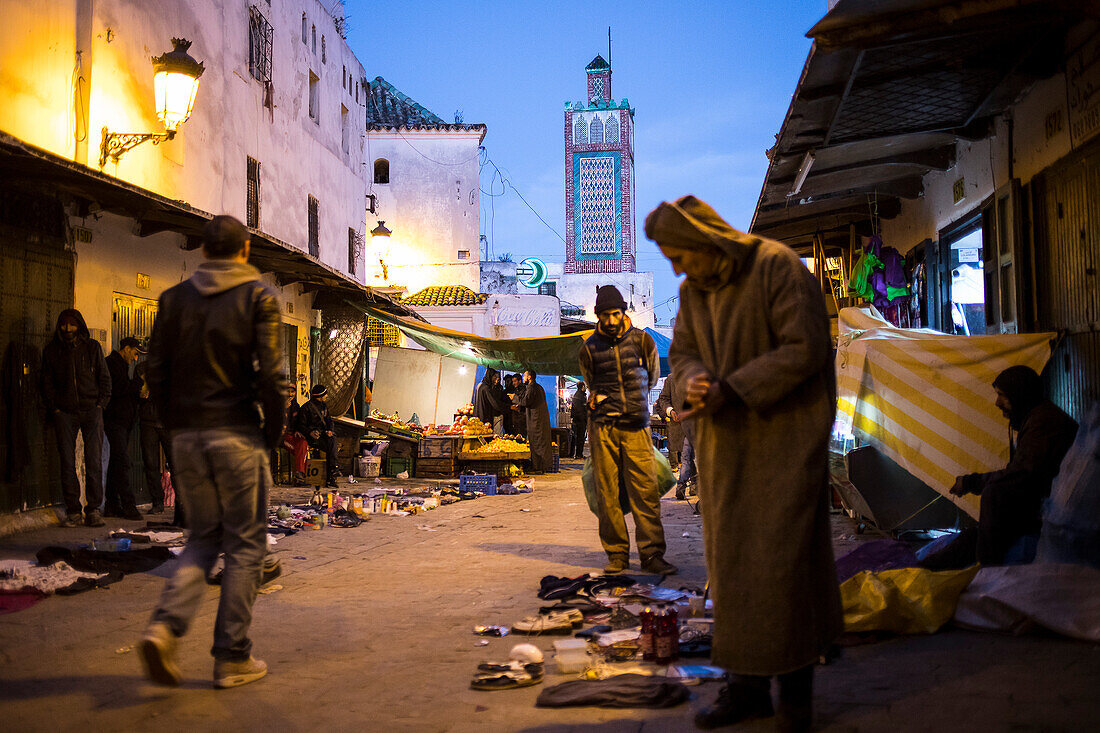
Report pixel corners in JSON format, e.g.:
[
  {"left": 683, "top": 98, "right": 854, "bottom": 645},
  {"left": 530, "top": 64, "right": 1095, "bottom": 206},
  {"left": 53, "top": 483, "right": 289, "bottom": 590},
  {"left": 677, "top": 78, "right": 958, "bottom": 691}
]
[{"left": 564, "top": 54, "right": 635, "bottom": 274}]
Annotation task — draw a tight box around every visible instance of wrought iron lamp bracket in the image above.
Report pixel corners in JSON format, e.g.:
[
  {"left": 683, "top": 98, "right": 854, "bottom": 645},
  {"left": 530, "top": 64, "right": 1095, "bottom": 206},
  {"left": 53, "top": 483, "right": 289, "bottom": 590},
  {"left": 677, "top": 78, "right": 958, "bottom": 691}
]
[{"left": 99, "top": 126, "right": 176, "bottom": 167}]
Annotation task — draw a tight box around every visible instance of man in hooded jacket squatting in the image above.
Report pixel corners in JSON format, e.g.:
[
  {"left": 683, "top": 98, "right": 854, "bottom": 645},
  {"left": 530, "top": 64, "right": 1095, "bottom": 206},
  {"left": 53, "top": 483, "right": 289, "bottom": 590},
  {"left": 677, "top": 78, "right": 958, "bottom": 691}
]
[
  {"left": 950, "top": 365, "right": 1078, "bottom": 565},
  {"left": 648, "top": 196, "right": 842, "bottom": 732}
]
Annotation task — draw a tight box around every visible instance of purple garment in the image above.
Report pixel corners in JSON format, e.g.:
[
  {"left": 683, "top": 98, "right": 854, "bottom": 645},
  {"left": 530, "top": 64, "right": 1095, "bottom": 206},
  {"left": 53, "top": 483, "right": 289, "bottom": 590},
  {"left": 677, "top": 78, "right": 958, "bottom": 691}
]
[
  {"left": 869, "top": 270, "right": 890, "bottom": 309},
  {"left": 835, "top": 539, "right": 919, "bottom": 582},
  {"left": 881, "top": 246, "right": 907, "bottom": 288}
]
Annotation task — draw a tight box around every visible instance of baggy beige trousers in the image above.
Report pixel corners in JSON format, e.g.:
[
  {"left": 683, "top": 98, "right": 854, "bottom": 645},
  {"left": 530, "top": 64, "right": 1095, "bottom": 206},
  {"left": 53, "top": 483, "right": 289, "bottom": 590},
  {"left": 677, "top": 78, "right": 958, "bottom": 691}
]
[{"left": 589, "top": 421, "right": 666, "bottom": 560}]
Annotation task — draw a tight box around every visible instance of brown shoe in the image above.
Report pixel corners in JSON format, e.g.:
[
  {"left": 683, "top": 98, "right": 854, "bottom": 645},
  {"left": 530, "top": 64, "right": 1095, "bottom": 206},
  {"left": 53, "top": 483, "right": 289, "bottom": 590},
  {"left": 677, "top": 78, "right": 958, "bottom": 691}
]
[
  {"left": 603, "top": 556, "right": 628, "bottom": 574},
  {"left": 84, "top": 510, "right": 105, "bottom": 527},
  {"left": 695, "top": 682, "right": 774, "bottom": 729},
  {"left": 641, "top": 555, "right": 678, "bottom": 576}
]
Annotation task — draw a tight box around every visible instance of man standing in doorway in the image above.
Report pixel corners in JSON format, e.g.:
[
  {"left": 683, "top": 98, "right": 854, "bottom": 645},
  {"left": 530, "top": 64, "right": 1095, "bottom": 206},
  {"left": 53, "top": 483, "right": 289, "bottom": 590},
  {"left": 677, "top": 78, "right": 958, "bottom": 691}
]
[
  {"left": 104, "top": 337, "right": 145, "bottom": 520},
  {"left": 140, "top": 214, "right": 284, "bottom": 689},
  {"left": 40, "top": 309, "right": 111, "bottom": 527},
  {"left": 649, "top": 196, "right": 841, "bottom": 731},
  {"left": 570, "top": 382, "right": 588, "bottom": 459},
  {"left": 578, "top": 285, "right": 673, "bottom": 576}
]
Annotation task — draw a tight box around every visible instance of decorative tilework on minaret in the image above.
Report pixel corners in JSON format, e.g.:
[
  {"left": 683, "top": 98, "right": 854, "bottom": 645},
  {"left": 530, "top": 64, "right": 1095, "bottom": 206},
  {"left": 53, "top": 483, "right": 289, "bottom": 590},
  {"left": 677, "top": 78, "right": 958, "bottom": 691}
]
[{"left": 564, "top": 55, "right": 636, "bottom": 274}]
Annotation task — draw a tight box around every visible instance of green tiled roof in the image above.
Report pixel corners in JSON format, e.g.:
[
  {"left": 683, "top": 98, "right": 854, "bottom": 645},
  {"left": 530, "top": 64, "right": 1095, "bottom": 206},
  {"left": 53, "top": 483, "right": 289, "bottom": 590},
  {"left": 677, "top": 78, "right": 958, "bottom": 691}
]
[
  {"left": 365, "top": 77, "right": 486, "bottom": 132},
  {"left": 586, "top": 54, "right": 610, "bottom": 71},
  {"left": 402, "top": 285, "right": 489, "bottom": 307}
]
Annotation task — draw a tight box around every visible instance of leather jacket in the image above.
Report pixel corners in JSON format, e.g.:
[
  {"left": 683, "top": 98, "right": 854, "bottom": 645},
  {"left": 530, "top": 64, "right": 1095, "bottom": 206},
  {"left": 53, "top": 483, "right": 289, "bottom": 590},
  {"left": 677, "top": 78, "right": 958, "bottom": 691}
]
[{"left": 146, "top": 261, "right": 286, "bottom": 448}]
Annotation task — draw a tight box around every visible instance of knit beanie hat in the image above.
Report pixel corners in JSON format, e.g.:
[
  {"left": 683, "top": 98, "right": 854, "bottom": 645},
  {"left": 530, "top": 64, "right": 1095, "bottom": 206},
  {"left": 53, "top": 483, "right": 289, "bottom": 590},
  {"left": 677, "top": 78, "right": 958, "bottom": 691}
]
[
  {"left": 310, "top": 384, "right": 328, "bottom": 398},
  {"left": 594, "top": 285, "right": 627, "bottom": 315}
]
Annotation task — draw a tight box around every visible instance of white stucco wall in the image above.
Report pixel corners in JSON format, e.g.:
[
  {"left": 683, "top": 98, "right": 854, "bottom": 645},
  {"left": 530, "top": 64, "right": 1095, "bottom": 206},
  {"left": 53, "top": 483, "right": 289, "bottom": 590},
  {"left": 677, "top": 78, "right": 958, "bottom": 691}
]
[
  {"left": 880, "top": 70, "right": 1078, "bottom": 255},
  {"left": 0, "top": 0, "right": 370, "bottom": 281},
  {"left": 519, "top": 266, "right": 654, "bottom": 329},
  {"left": 407, "top": 295, "right": 560, "bottom": 342},
  {"left": 363, "top": 128, "right": 483, "bottom": 293}
]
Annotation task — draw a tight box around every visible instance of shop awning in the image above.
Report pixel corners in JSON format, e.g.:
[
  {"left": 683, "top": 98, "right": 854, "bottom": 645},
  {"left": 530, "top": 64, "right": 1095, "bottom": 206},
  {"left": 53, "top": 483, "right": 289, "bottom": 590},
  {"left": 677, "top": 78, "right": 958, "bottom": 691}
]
[
  {"left": 0, "top": 131, "right": 419, "bottom": 321},
  {"left": 362, "top": 304, "right": 594, "bottom": 375},
  {"left": 749, "top": 0, "right": 1094, "bottom": 255},
  {"left": 836, "top": 306, "right": 1056, "bottom": 519}
]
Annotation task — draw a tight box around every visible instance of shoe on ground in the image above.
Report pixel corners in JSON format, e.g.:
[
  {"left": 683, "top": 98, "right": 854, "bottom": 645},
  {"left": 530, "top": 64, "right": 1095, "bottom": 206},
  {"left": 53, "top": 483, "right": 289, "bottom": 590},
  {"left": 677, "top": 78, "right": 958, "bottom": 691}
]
[
  {"left": 674, "top": 482, "right": 687, "bottom": 501},
  {"left": 695, "top": 682, "right": 775, "bottom": 730},
  {"left": 214, "top": 656, "right": 267, "bottom": 689},
  {"left": 139, "top": 621, "right": 181, "bottom": 686},
  {"left": 101, "top": 507, "right": 123, "bottom": 518},
  {"left": 512, "top": 609, "right": 583, "bottom": 635},
  {"left": 122, "top": 509, "right": 144, "bottom": 520},
  {"left": 603, "top": 556, "right": 629, "bottom": 574},
  {"left": 60, "top": 513, "right": 82, "bottom": 528},
  {"left": 641, "top": 555, "right": 678, "bottom": 576},
  {"left": 261, "top": 557, "right": 282, "bottom": 585},
  {"left": 84, "top": 510, "right": 105, "bottom": 527}
]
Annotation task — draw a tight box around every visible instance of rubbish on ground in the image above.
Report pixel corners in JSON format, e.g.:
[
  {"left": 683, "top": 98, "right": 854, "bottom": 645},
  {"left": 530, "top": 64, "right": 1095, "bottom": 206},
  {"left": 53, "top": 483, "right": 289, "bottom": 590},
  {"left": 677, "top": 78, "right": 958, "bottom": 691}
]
[
  {"left": 476, "top": 639, "right": 490, "bottom": 646},
  {"left": 666, "top": 664, "right": 725, "bottom": 680},
  {"left": 115, "top": 646, "right": 132, "bottom": 654},
  {"left": 509, "top": 643, "right": 543, "bottom": 663},
  {"left": 473, "top": 625, "right": 510, "bottom": 637},
  {"left": 258, "top": 584, "right": 282, "bottom": 594},
  {"left": 553, "top": 638, "right": 590, "bottom": 673}
]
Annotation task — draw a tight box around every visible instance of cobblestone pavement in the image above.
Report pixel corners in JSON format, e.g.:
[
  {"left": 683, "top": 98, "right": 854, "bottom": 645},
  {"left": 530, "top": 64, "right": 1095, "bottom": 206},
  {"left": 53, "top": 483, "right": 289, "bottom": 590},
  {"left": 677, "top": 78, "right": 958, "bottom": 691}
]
[{"left": 0, "top": 460, "right": 1098, "bottom": 732}]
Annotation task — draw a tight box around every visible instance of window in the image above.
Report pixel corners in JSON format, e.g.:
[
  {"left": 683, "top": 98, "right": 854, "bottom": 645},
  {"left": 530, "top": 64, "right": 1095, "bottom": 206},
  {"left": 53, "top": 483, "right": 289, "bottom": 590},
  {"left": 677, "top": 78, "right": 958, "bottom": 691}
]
[
  {"left": 308, "top": 70, "right": 319, "bottom": 122},
  {"left": 457, "top": 250, "right": 470, "bottom": 260},
  {"left": 342, "top": 65, "right": 346, "bottom": 90},
  {"left": 301, "top": 13, "right": 307, "bottom": 43},
  {"left": 321, "top": 36, "right": 326, "bottom": 64},
  {"left": 589, "top": 116, "right": 603, "bottom": 145},
  {"left": 374, "top": 158, "right": 389, "bottom": 184},
  {"left": 605, "top": 115, "right": 618, "bottom": 144},
  {"left": 592, "top": 77, "right": 604, "bottom": 101},
  {"left": 538, "top": 282, "right": 557, "bottom": 297},
  {"left": 248, "top": 6, "right": 273, "bottom": 84},
  {"left": 348, "top": 227, "right": 359, "bottom": 275},
  {"left": 355, "top": 79, "right": 359, "bottom": 103},
  {"left": 311, "top": 24, "right": 316, "bottom": 53},
  {"left": 307, "top": 196, "right": 319, "bottom": 257},
  {"left": 246, "top": 156, "right": 260, "bottom": 228},
  {"left": 341, "top": 104, "right": 349, "bottom": 155},
  {"left": 574, "top": 117, "right": 587, "bottom": 145}
]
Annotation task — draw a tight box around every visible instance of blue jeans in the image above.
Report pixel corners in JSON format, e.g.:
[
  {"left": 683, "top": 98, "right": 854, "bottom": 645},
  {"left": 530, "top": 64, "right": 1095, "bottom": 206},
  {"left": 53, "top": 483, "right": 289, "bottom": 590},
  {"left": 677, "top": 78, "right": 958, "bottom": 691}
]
[{"left": 151, "top": 428, "right": 270, "bottom": 660}]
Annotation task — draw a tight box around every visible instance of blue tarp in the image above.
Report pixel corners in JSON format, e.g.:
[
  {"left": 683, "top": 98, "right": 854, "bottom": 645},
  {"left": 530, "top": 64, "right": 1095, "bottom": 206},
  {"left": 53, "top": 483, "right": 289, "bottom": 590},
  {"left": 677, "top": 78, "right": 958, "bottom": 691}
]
[{"left": 644, "top": 327, "right": 671, "bottom": 377}]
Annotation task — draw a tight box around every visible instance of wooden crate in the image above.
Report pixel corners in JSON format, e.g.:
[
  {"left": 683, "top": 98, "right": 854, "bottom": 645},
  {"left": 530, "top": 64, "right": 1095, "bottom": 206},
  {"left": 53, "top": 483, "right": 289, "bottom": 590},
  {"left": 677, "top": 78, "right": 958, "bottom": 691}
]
[
  {"left": 416, "top": 457, "right": 457, "bottom": 478},
  {"left": 419, "top": 435, "right": 460, "bottom": 458}
]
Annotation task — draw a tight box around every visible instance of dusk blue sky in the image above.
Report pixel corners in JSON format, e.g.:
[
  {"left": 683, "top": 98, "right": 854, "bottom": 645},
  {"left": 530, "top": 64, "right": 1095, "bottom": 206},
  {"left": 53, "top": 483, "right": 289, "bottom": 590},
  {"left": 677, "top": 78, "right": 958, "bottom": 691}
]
[{"left": 346, "top": 1, "right": 828, "bottom": 325}]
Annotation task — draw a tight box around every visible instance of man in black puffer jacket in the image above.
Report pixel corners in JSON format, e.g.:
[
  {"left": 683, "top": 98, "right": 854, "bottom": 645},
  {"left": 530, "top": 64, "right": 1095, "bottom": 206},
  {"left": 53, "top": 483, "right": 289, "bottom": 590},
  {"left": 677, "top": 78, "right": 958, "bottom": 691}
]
[
  {"left": 41, "top": 308, "right": 111, "bottom": 527},
  {"left": 579, "top": 285, "right": 674, "bottom": 576},
  {"left": 140, "top": 214, "right": 284, "bottom": 690}
]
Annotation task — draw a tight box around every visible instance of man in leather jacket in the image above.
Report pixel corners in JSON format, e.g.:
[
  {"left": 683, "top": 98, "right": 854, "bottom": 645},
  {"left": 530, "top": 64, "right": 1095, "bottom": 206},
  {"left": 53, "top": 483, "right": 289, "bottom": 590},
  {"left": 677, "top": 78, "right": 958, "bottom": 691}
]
[{"left": 140, "top": 215, "right": 284, "bottom": 689}]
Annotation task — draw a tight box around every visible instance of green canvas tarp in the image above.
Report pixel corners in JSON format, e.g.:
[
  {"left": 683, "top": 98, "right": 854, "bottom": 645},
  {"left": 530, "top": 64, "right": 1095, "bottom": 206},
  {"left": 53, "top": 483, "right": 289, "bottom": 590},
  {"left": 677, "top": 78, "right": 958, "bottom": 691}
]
[{"left": 362, "top": 304, "right": 595, "bottom": 376}]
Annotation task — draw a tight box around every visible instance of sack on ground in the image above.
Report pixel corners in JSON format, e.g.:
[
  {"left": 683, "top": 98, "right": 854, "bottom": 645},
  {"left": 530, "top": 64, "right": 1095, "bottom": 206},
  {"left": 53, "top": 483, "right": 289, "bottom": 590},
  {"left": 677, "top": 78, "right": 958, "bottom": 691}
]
[
  {"left": 582, "top": 446, "right": 676, "bottom": 517},
  {"left": 840, "top": 565, "right": 979, "bottom": 634}
]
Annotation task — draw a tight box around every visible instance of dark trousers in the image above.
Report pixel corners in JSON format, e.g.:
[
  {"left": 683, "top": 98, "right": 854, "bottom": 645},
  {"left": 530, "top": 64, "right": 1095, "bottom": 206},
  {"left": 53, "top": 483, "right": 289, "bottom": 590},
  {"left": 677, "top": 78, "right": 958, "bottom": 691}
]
[
  {"left": 307, "top": 432, "right": 338, "bottom": 478},
  {"left": 104, "top": 420, "right": 139, "bottom": 513},
  {"left": 571, "top": 421, "right": 587, "bottom": 458},
  {"left": 140, "top": 420, "right": 172, "bottom": 508},
  {"left": 54, "top": 408, "right": 104, "bottom": 517}
]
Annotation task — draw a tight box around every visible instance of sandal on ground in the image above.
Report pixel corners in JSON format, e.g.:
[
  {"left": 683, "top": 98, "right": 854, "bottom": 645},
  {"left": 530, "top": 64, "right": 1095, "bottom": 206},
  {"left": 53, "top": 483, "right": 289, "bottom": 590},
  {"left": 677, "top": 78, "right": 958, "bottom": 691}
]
[
  {"left": 470, "top": 669, "right": 542, "bottom": 690},
  {"left": 511, "top": 609, "right": 583, "bottom": 635}
]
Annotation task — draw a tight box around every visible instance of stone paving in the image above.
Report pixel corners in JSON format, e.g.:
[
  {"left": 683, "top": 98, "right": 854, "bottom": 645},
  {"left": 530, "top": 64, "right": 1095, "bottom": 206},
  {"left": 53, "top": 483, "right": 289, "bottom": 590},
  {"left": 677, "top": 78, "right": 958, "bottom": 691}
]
[{"left": 0, "top": 460, "right": 1098, "bottom": 732}]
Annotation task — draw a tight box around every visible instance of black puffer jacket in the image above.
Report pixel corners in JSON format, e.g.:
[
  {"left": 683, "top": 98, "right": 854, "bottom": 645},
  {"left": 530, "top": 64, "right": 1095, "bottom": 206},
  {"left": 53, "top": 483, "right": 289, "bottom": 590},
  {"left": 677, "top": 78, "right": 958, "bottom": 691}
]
[
  {"left": 146, "top": 260, "right": 286, "bottom": 448},
  {"left": 104, "top": 350, "right": 143, "bottom": 426},
  {"left": 578, "top": 315, "right": 660, "bottom": 429},
  {"left": 40, "top": 309, "right": 111, "bottom": 414}
]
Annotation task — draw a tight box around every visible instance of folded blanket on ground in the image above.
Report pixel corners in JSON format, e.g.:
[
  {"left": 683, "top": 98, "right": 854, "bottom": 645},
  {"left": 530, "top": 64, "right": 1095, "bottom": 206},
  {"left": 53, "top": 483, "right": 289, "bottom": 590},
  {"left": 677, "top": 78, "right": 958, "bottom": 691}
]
[{"left": 536, "top": 674, "right": 690, "bottom": 708}]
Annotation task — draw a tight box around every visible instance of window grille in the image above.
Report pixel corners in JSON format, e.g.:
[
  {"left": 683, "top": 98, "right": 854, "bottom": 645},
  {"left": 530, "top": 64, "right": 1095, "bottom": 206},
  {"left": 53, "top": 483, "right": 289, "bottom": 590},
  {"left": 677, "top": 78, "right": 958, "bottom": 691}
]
[
  {"left": 322, "top": 36, "right": 326, "bottom": 63},
  {"left": 248, "top": 6, "right": 273, "bottom": 84},
  {"left": 311, "top": 25, "right": 316, "bottom": 53},
  {"left": 574, "top": 117, "right": 587, "bottom": 145},
  {"left": 605, "top": 115, "right": 618, "bottom": 144},
  {"left": 301, "top": 13, "right": 307, "bottom": 43},
  {"left": 246, "top": 157, "right": 260, "bottom": 228},
  {"left": 308, "top": 71, "right": 319, "bottom": 121},
  {"left": 367, "top": 317, "right": 401, "bottom": 347},
  {"left": 538, "top": 282, "right": 557, "bottom": 296},
  {"left": 307, "top": 195, "right": 319, "bottom": 257},
  {"left": 589, "top": 116, "right": 603, "bottom": 145},
  {"left": 348, "top": 227, "right": 361, "bottom": 275}
]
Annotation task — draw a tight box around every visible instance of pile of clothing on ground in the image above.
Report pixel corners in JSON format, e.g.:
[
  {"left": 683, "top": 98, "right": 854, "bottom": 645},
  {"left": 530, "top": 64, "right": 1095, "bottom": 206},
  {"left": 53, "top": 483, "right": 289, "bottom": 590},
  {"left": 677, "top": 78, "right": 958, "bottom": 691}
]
[{"left": 467, "top": 572, "right": 721, "bottom": 709}]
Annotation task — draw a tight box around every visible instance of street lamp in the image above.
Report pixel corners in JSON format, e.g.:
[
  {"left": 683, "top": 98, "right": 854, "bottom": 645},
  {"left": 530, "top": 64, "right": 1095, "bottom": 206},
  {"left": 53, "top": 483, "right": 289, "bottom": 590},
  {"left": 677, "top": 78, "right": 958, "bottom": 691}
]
[
  {"left": 100, "top": 38, "right": 205, "bottom": 167},
  {"left": 370, "top": 220, "right": 392, "bottom": 240}
]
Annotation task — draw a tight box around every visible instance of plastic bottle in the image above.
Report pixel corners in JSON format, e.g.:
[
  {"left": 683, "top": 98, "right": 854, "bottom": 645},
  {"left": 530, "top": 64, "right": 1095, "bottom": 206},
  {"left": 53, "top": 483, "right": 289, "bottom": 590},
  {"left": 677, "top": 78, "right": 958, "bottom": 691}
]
[
  {"left": 639, "top": 606, "right": 656, "bottom": 661},
  {"left": 655, "top": 605, "right": 677, "bottom": 665},
  {"left": 667, "top": 605, "right": 680, "bottom": 661}
]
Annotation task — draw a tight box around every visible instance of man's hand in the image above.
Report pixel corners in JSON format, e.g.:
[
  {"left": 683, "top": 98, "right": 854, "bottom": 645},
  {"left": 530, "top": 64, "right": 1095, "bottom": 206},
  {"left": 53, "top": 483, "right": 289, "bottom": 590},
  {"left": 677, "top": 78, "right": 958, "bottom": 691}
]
[
  {"left": 325, "top": 430, "right": 334, "bottom": 437},
  {"left": 310, "top": 429, "right": 321, "bottom": 440},
  {"left": 949, "top": 477, "right": 969, "bottom": 497},
  {"left": 679, "top": 374, "right": 727, "bottom": 420},
  {"left": 666, "top": 407, "right": 679, "bottom": 422}
]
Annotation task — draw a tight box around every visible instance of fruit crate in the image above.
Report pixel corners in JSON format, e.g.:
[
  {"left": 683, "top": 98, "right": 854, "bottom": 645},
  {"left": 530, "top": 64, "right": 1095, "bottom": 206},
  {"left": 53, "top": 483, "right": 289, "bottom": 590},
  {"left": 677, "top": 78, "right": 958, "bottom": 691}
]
[{"left": 459, "top": 473, "right": 497, "bottom": 495}]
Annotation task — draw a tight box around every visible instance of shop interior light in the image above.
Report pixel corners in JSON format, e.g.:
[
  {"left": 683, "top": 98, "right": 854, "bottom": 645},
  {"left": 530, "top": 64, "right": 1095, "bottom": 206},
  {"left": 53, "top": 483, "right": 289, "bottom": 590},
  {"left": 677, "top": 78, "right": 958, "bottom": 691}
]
[
  {"left": 328, "top": 328, "right": 339, "bottom": 338},
  {"left": 100, "top": 38, "right": 204, "bottom": 167},
  {"left": 458, "top": 365, "right": 468, "bottom": 375}
]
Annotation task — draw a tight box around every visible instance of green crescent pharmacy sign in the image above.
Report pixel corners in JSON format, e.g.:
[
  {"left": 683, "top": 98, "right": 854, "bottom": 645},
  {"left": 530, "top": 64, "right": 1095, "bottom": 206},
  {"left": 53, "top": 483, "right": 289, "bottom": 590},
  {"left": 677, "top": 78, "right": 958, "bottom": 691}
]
[{"left": 517, "top": 257, "right": 547, "bottom": 288}]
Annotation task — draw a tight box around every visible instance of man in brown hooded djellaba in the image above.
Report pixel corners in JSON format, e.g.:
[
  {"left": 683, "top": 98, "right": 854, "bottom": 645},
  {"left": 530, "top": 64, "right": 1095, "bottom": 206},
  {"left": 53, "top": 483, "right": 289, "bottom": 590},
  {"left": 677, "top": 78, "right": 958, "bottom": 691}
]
[{"left": 647, "top": 196, "right": 842, "bottom": 732}]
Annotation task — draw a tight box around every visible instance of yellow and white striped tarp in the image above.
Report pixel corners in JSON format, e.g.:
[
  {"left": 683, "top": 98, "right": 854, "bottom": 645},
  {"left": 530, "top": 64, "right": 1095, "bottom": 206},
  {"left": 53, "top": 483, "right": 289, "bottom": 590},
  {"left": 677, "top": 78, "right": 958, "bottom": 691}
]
[{"left": 836, "top": 307, "right": 1054, "bottom": 520}]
